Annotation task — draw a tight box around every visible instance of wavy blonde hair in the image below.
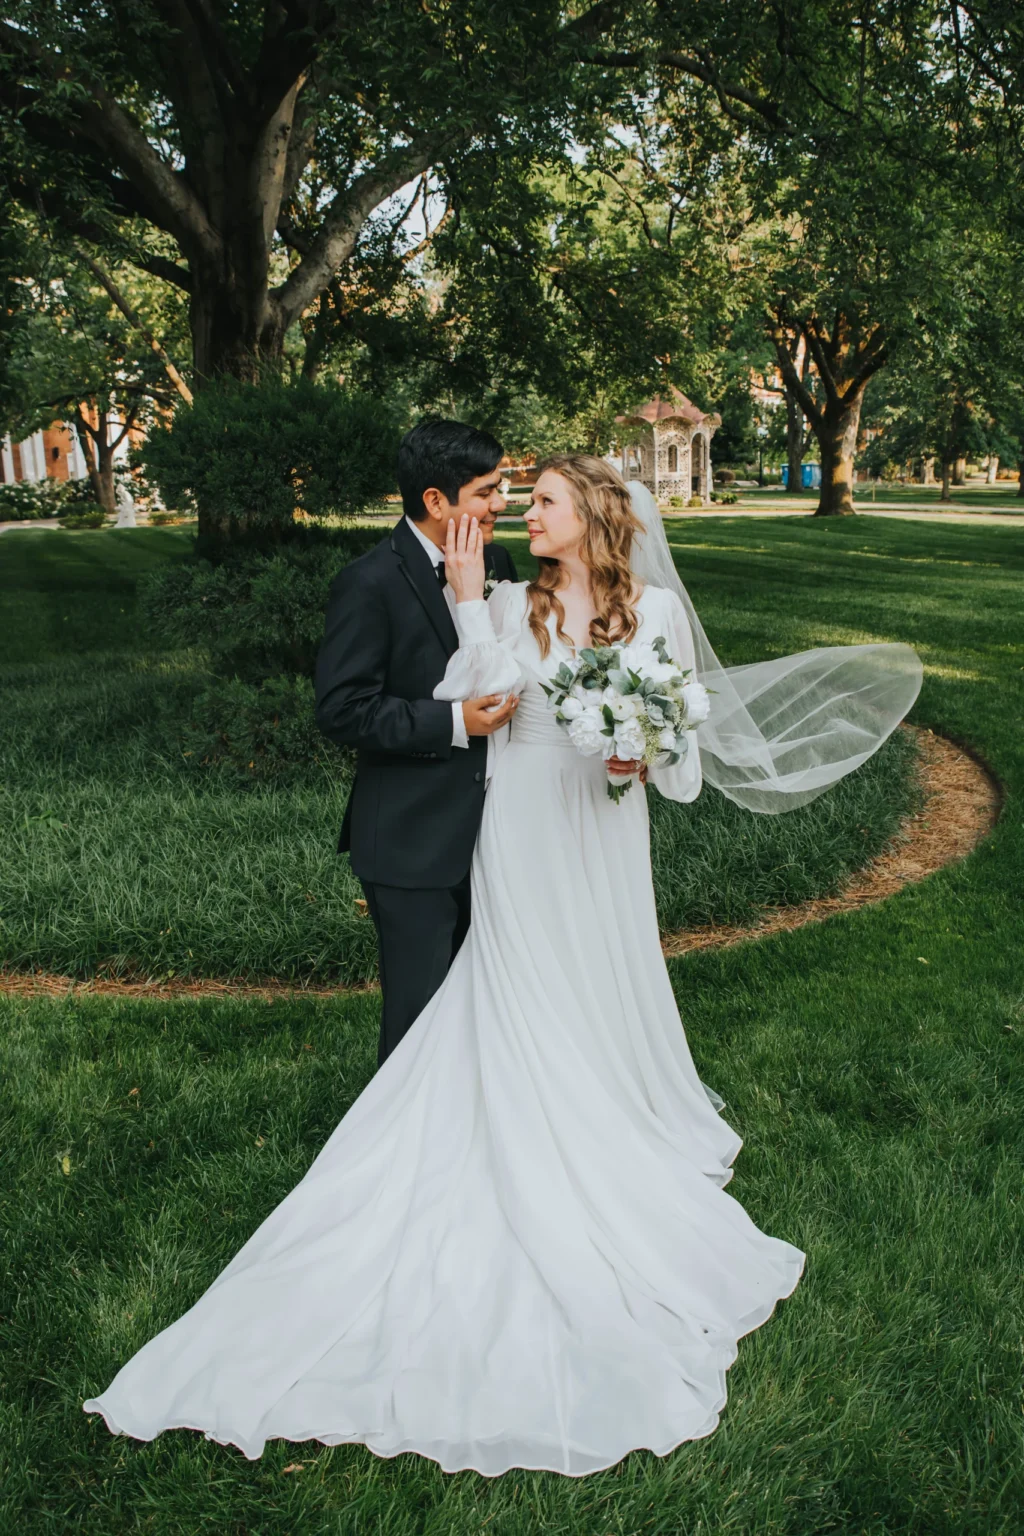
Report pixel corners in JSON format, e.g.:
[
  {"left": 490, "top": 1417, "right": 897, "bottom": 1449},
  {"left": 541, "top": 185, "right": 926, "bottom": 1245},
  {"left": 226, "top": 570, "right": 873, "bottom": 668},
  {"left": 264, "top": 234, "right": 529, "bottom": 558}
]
[{"left": 527, "top": 455, "right": 644, "bottom": 660}]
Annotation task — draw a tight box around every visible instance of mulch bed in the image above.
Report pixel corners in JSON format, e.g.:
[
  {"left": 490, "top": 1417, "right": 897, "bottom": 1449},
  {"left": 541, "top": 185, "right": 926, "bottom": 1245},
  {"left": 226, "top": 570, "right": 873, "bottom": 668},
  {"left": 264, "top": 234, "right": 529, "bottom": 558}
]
[{"left": 0, "top": 728, "right": 1001, "bottom": 1004}]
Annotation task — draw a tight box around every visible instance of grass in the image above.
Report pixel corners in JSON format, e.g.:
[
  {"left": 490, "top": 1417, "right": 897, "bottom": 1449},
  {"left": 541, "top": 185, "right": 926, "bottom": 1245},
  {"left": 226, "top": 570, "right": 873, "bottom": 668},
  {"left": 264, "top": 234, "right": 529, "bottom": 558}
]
[
  {"left": 1, "top": 514, "right": 1022, "bottom": 1532},
  {"left": 0, "top": 528, "right": 919, "bottom": 982},
  {"left": 731, "top": 481, "right": 1024, "bottom": 513}
]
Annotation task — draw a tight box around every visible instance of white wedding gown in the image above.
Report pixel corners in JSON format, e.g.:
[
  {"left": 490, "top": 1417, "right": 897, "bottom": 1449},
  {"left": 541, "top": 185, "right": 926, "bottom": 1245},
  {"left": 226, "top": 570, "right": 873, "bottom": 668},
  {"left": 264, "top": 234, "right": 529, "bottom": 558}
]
[{"left": 84, "top": 581, "right": 805, "bottom": 1476}]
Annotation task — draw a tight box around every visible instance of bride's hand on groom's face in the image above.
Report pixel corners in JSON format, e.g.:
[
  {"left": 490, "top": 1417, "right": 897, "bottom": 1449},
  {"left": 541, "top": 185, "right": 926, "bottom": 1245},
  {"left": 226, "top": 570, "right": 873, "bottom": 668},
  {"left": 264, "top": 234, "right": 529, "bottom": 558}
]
[{"left": 444, "top": 514, "right": 486, "bottom": 602}]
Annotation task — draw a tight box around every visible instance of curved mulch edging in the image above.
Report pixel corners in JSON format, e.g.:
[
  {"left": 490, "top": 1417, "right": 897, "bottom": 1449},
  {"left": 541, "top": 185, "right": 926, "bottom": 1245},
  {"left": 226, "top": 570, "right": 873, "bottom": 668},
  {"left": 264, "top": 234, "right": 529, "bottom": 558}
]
[
  {"left": 0, "top": 728, "right": 1001, "bottom": 1006},
  {"left": 662, "top": 726, "right": 1001, "bottom": 958}
]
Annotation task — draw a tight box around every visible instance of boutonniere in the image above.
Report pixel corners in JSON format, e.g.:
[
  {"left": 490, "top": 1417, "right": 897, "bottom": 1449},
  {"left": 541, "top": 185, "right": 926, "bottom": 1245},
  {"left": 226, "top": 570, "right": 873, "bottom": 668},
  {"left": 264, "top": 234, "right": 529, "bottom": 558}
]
[{"left": 483, "top": 576, "right": 500, "bottom": 600}]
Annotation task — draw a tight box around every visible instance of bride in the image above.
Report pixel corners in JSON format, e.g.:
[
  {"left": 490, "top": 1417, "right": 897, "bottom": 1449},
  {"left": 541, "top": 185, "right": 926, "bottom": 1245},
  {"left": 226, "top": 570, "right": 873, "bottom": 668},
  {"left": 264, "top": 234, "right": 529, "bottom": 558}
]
[{"left": 83, "top": 455, "right": 920, "bottom": 1476}]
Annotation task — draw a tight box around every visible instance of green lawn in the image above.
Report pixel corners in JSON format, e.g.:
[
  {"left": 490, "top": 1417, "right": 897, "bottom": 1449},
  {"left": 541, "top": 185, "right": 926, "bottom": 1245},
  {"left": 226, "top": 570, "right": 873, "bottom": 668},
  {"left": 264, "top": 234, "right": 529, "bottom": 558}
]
[
  {"left": 2, "top": 516, "right": 1022, "bottom": 1533},
  {"left": 0, "top": 527, "right": 919, "bottom": 982},
  {"left": 734, "top": 481, "right": 1024, "bottom": 513}
]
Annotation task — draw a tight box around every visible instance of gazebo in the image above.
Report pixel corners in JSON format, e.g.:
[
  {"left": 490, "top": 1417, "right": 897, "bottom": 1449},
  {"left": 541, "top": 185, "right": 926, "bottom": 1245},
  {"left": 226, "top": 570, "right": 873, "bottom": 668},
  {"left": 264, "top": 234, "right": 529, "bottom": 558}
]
[{"left": 616, "top": 388, "right": 721, "bottom": 506}]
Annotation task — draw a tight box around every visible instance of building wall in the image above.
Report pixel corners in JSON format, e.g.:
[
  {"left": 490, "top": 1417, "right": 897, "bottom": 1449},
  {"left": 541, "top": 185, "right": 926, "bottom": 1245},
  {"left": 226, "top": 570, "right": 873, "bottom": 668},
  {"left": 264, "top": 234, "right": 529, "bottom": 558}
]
[
  {"left": 1, "top": 414, "right": 137, "bottom": 485},
  {"left": 623, "top": 422, "right": 717, "bottom": 504}
]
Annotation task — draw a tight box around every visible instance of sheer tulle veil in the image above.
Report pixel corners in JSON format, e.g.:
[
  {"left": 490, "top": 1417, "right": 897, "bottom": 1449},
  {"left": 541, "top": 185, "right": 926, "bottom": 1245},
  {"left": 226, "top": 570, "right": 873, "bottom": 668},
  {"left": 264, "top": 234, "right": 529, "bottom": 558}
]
[{"left": 626, "top": 480, "right": 923, "bottom": 813}]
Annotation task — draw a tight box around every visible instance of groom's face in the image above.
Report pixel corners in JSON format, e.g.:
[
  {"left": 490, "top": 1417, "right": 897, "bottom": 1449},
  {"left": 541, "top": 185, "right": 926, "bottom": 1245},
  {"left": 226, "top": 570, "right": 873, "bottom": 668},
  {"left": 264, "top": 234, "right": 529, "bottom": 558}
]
[
  {"left": 453, "top": 470, "right": 506, "bottom": 543},
  {"left": 421, "top": 470, "right": 506, "bottom": 543}
]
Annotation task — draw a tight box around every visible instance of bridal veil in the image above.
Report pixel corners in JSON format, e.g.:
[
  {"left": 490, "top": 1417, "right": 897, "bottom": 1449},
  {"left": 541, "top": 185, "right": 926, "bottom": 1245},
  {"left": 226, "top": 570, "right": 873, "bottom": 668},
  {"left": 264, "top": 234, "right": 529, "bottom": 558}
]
[{"left": 626, "top": 481, "right": 923, "bottom": 813}]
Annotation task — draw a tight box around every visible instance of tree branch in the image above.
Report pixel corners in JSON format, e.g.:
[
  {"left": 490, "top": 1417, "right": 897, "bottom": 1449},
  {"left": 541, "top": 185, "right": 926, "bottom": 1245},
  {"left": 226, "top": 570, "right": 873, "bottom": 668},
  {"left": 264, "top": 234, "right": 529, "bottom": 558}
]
[
  {"left": 0, "top": 22, "right": 223, "bottom": 263},
  {"left": 74, "top": 248, "right": 193, "bottom": 404},
  {"left": 769, "top": 320, "right": 822, "bottom": 427},
  {"left": 133, "top": 253, "right": 193, "bottom": 292},
  {"left": 178, "top": 0, "right": 256, "bottom": 116},
  {"left": 849, "top": 327, "right": 889, "bottom": 394},
  {"left": 273, "top": 134, "right": 453, "bottom": 328},
  {"left": 802, "top": 317, "right": 839, "bottom": 403},
  {"left": 581, "top": 45, "right": 786, "bottom": 131}
]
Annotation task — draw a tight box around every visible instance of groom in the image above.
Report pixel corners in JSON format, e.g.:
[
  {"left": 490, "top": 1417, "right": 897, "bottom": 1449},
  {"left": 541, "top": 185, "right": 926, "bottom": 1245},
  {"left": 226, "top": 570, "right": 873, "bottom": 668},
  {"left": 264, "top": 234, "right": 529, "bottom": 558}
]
[{"left": 315, "top": 419, "right": 519, "bottom": 1067}]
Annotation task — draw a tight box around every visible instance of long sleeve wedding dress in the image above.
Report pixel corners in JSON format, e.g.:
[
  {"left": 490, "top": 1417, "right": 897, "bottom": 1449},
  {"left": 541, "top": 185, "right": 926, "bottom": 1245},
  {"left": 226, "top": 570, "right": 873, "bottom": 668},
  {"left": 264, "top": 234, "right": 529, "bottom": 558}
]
[{"left": 83, "top": 579, "right": 805, "bottom": 1476}]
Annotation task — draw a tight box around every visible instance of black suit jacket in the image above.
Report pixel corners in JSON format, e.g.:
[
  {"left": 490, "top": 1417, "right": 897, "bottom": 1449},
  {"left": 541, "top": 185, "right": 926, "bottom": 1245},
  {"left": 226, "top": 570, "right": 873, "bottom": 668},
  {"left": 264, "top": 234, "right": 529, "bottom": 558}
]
[{"left": 314, "top": 519, "right": 518, "bottom": 889}]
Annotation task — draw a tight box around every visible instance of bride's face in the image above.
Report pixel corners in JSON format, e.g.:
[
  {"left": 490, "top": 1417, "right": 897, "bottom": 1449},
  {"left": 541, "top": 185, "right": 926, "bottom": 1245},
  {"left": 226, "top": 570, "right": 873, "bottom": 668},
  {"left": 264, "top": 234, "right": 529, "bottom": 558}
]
[{"left": 524, "top": 471, "right": 582, "bottom": 559}]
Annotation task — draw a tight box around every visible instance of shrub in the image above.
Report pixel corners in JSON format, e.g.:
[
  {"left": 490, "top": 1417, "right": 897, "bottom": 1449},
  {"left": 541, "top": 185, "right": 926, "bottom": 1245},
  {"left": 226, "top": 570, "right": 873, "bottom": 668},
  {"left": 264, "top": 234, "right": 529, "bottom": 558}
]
[
  {"left": 0, "top": 479, "right": 72, "bottom": 520},
  {"left": 140, "top": 377, "right": 400, "bottom": 546},
  {"left": 176, "top": 673, "right": 351, "bottom": 786},
  {"left": 140, "top": 532, "right": 384, "bottom": 783},
  {"left": 687, "top": 494, "right": 704, "bottom": 507},
  {"left": 58, "top": 508, "right": 108, "bottom": 530},
  {"left": 668, "top": 495, "right": 685, "bottom": 508},
  {"left": 140, "top": 526, "right": 384, "bottom": 683},
  {"left": 148, "top": 510, "right": 194, "bottom": 527}
]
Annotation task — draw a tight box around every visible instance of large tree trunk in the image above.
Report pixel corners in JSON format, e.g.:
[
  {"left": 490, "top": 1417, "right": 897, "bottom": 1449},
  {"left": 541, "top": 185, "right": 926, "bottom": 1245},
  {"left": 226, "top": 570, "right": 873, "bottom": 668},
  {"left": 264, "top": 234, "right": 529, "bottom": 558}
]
[
  {"left": 921, "top": 455, "right": 936, "bottom": 485},
  {"left": 1018, "top": 456, "right": 1024, "bottom": 498},
  {"left": 93, "top": 426, "right": 118, "bottom": 513},
  {"left": 811, "top": 393, "right": 863, "bottom": 516},
  {"left": 940, "top": 461, "right": 953, "bottom": 501},
  {"left": 785, "top": 386, "right": 806, "bottom": 494},
  {"left": 986, "top": 455, "right": 999, "bottom": 484},
  {"left": 77, "top": 406, "right": 118, "bottom": 512},
  {"left": 769, "top": 309, "right": 886, "bottom": 520},
  {"left": 189, "top": 261, "right": 287, "bottom": 387},
  {"left": 953, "top": 456, "right": 966, "bottom": 485}
]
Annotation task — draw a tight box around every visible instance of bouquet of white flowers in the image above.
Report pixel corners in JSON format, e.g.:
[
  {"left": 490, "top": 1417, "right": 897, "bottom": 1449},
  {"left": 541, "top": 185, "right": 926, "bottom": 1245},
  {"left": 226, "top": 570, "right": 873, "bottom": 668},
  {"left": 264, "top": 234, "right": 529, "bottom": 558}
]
[{"left": 541, "top": 637, "right": 711, "bottom": 802}]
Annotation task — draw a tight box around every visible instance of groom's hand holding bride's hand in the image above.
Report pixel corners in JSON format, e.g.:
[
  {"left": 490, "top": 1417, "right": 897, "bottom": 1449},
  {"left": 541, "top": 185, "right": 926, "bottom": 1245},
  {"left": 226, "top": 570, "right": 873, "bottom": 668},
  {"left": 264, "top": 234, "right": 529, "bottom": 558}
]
[
  {"left": 444, "top": 513, "right": 486, "bottom": 603},
  {"left": 464, "top": 693, "right": 518, "bottom": 735}
]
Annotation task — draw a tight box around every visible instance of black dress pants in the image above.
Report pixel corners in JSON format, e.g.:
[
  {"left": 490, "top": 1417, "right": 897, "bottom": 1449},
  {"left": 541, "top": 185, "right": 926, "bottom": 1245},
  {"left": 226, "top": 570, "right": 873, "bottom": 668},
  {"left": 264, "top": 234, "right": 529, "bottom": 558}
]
[{"left": 361, "top": 875, "right": 472, "bottom": 1067}]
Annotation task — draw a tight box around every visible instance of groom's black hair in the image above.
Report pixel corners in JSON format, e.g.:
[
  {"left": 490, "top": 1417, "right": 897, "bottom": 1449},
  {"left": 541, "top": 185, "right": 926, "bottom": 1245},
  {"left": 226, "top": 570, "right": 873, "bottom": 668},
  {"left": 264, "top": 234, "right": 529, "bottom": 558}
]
[{"left": 398, "top": 418, "right": 504, "bottom": 522}]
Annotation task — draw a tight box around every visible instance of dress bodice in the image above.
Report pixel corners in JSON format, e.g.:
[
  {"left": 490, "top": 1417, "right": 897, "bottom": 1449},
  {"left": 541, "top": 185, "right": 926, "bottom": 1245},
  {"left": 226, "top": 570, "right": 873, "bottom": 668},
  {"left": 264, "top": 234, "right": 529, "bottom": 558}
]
[{"left": 436, "top": 579, "right": 703, "bottom": 802}]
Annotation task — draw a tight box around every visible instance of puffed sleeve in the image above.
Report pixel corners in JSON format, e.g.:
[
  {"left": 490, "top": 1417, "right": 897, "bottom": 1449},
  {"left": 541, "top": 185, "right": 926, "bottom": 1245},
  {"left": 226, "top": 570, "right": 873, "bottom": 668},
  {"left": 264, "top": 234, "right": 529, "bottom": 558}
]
[
  {"left": 647, "top": 588, "right": 703, "bottom": 804},
  {"left": 433, "top": 582, "right": 528, "bottom": 703}
]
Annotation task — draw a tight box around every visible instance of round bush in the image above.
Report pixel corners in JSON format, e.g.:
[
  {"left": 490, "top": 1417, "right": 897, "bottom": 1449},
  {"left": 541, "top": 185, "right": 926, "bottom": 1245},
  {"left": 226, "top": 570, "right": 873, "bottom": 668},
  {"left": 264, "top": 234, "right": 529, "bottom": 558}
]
[{"left": 140, "top": 378, "right": 400, "bottom": 546}]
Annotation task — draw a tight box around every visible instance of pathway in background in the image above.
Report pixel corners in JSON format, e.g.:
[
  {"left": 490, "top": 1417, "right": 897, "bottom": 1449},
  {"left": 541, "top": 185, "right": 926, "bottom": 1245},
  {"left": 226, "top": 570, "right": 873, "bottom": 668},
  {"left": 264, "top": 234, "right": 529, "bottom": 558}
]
[{"left": 672, "top": 506, "right": 1024, "bottom": 528}]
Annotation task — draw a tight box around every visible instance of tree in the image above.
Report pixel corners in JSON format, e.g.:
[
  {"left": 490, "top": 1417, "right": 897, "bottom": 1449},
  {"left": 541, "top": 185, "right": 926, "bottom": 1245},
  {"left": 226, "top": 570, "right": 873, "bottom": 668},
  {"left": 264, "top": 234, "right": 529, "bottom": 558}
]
[
  {"left": 0, "top": 211, "right": 188, "bottom": 510},
  {"left": 847, "top": 226, "right": 1024, "bottom": 500},
  {"left": 768, "top": 309, "right": 889, "bottom": 515}
]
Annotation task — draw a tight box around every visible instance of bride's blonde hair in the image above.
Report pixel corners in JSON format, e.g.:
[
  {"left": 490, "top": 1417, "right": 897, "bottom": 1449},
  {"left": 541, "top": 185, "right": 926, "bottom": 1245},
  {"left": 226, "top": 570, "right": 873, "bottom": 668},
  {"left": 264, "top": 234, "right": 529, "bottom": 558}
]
[{"left": 527, "top": 455, "right": 644, "bottom": 660}]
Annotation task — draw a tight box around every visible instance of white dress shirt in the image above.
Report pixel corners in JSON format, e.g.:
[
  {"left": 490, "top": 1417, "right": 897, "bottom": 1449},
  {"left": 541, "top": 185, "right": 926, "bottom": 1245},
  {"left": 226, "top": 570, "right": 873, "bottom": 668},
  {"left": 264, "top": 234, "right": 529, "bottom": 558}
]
[{"left": 404, "top": 516, "right": 470, "bottom": 750}]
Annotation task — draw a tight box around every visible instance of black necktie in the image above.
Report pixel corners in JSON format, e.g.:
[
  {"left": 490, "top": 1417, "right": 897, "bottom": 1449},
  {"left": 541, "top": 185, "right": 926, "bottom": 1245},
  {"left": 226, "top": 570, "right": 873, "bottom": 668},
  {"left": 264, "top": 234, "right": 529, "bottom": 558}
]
[{"left": 435, "top": 562, "right": 447, "bottom": 589}]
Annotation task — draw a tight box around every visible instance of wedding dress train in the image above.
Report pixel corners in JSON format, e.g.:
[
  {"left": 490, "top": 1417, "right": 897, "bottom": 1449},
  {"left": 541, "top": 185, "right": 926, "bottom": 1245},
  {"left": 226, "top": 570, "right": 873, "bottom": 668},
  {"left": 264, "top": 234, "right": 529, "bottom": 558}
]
[{"left": 84, "top": 581, "right": 805, "bottom": 1476}]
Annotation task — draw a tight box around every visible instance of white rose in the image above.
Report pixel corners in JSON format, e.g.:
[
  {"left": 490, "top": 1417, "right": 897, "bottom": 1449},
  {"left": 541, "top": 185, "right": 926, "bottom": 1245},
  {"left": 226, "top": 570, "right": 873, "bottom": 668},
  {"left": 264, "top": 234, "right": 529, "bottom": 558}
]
[
  {"left": 559, "top": 696, "right": 584, "bottom": 720},
  {"left": 614, "top": 718, "right": 646, "bottom": 759},
  {"left": 607, "top": 692, "right": 642, "bottom": 721},
  {"left": 681, "top": 680, "right": 711, "bottom": 724},
  {"left": 633, "top": 644, "right": 676, "bottom": 683},
  {"left": 658, "top": 726, "right": 678, "bottom": 751},
  {"left": 570, "top": 683, "right": 590, "bottom": 704},
  {"left": 567, "top": 709, "right": 608, "bottom": 757}
]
